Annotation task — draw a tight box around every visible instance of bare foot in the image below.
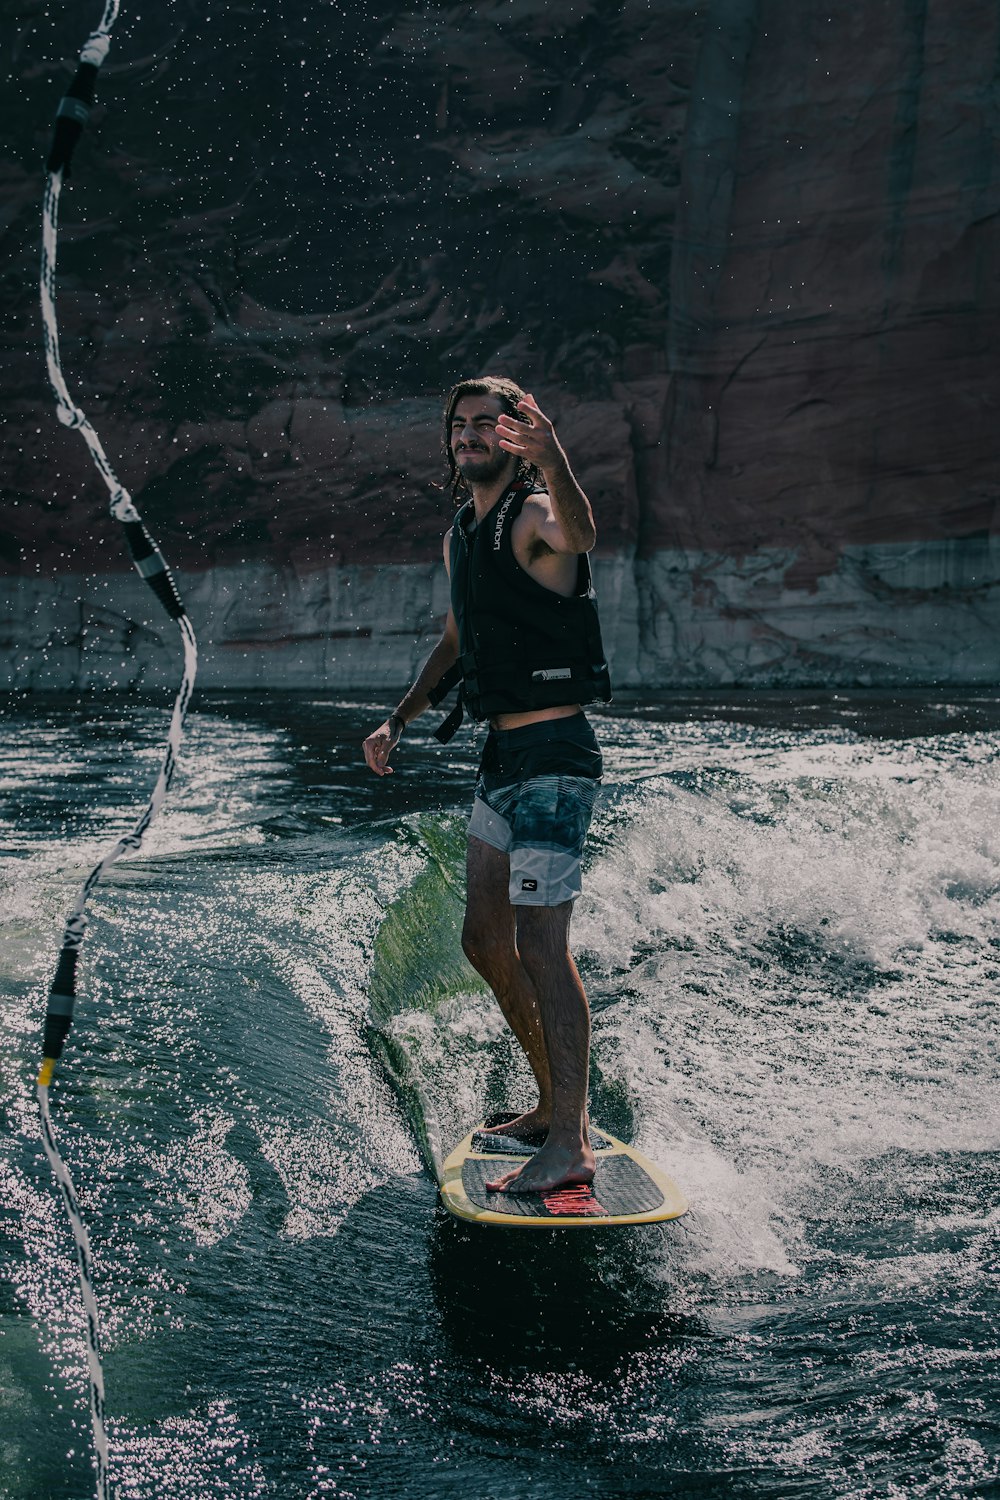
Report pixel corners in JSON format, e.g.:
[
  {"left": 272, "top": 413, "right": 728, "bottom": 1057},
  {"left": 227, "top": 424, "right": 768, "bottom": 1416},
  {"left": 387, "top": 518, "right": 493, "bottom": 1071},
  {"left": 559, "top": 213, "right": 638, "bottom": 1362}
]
[
  {"left": 486, "top": 1137, "right": 596, "bottom": 1195},
  {"left": 489, "top": 1106, "right": 550, "bottom": 1142}
]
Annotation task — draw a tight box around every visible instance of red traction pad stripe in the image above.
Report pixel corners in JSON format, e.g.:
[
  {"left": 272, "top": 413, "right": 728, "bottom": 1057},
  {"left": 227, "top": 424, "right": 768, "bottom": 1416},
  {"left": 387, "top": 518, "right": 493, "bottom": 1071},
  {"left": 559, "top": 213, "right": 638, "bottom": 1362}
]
[{"left": 541, "top": 1186, "right": 609, "bottom": 1217}]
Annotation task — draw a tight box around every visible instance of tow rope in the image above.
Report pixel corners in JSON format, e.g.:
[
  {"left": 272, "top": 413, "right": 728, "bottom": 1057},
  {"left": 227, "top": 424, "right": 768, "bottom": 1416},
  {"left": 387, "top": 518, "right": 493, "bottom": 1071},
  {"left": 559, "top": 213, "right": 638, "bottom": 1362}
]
[{"left": 36, "top": 7, "right": 198, "bottom": 1496}]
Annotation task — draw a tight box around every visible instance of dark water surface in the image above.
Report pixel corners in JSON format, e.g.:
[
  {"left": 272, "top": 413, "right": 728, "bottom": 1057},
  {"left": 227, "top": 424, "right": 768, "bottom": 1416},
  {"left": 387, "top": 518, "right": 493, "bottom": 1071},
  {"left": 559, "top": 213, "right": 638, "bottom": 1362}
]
[{"left": 2, "top": 691, "right": 999, "bottom": 1499}]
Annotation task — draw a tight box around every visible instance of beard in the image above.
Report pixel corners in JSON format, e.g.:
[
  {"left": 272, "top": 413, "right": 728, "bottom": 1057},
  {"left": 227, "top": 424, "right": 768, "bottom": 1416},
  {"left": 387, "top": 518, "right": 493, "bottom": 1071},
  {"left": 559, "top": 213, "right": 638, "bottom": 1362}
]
[{"left": 455, "top": 447, "right": 513, "bottom": 487}]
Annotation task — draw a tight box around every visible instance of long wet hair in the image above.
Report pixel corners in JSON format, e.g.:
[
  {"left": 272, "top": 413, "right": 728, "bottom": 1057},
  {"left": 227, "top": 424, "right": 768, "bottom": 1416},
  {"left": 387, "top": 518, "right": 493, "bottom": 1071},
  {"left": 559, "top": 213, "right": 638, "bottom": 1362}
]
[{"left": 442, "top": 375, "right": 542, "bottom": 505}]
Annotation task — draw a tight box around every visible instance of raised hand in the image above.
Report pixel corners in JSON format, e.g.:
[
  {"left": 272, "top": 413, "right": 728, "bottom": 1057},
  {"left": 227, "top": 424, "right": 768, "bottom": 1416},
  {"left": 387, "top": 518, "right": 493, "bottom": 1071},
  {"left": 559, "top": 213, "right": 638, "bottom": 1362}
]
[{"left": 495, "top": 393, "right": 565, "bottom": 474}]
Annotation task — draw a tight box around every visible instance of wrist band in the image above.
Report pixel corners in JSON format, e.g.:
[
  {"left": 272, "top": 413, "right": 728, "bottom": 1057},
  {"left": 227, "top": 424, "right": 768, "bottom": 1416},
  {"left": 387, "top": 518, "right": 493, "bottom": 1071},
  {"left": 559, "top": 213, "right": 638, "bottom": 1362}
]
[{"left": 388, "top": 712, "right": 405, "bottom": 737}]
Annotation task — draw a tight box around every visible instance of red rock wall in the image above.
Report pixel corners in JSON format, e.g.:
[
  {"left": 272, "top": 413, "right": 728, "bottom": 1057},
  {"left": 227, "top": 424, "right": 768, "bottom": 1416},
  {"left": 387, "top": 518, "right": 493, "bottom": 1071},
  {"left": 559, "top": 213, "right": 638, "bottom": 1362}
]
[
  {"left": 663, "top": 0, "right": 1000, "bottom": 582},
  {"left": 2, "top": 1, "right": 998, "bottom": 685}
]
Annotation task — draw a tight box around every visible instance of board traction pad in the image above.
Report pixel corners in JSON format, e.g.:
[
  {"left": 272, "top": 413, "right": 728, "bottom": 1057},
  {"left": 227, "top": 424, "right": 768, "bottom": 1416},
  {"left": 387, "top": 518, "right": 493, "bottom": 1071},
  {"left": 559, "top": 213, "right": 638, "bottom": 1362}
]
[
  {"left": 461, "top": 1154, "right": 664, "bottom": 1217},
  {"left": 439, "top": 1121, "right": 688, "bottom": 1227}
]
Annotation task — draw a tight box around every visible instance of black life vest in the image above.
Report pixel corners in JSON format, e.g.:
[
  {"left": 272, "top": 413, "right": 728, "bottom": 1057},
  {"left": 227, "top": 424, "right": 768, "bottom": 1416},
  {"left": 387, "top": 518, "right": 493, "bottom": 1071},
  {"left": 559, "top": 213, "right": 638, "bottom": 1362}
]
[{"left": 429, "top": 482, "right": 612, "bottom": 741}]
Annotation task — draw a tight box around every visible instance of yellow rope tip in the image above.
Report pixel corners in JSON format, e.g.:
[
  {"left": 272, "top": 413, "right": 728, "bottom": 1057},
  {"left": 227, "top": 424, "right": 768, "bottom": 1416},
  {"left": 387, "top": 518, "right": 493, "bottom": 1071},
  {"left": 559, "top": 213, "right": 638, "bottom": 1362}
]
[{"left": 37, "top": 1057, "right": 56, "bottom": 1088}]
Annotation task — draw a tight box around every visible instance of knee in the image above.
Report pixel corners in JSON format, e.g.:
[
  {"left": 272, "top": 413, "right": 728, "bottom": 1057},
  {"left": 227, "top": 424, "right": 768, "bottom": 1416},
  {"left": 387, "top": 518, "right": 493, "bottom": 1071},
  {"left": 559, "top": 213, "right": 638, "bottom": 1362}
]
[{"left": 461, "top": 919, "right": 512, "bottom": 982}]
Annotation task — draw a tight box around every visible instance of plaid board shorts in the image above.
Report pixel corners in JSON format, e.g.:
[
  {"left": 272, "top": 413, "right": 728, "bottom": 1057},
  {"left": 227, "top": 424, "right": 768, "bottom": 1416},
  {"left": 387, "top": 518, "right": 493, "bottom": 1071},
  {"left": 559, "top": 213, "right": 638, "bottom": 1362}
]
[{"left": 468, "top": 713, "right": 603, "bottom": 907}]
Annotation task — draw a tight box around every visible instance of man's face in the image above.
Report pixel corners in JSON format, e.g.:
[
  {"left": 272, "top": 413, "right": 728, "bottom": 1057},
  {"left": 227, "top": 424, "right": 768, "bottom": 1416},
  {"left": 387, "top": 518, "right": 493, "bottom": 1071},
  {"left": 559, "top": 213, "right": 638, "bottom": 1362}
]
[{"left": 450, "top": 394, "right": 517, "bottom": 486}]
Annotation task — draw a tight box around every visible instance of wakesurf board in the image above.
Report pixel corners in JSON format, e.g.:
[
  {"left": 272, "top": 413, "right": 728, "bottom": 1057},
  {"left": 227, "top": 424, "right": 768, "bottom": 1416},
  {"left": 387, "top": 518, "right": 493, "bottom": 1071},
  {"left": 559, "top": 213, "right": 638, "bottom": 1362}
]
[{"left": 439, "top": 1117, "right": 688, "bottom": 1228}]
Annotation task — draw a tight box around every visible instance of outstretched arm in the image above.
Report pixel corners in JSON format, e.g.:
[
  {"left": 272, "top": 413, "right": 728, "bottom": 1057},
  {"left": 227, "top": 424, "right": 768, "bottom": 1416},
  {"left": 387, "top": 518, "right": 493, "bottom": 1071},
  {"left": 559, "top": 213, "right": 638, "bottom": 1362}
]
[
  {"left": 496, "top": 393, "right": 596, "bottom": 553},
  {"left": 362, "top": 611, "right": 458, "bottom": 775},
  {"left": 362, "top": 531, "right": 458, "bottom": 776}
]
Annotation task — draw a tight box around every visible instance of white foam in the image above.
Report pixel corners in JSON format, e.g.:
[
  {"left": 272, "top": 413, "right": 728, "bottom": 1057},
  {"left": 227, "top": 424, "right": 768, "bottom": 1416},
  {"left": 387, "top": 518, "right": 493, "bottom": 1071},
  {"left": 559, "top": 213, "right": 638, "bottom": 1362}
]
[{"left": 574, "top": 728, "right": 1000, "bottom": 1292}]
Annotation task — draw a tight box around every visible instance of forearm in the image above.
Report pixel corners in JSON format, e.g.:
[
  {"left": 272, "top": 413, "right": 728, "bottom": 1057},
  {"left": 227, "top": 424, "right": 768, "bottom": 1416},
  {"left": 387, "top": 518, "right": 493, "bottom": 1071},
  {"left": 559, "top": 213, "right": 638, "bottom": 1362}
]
[
  {"left": 393, "top": 631, "right": 459, "bottom": 725},
  {"left": 541, "top": 449, "right": 597, "bottom": 552}
]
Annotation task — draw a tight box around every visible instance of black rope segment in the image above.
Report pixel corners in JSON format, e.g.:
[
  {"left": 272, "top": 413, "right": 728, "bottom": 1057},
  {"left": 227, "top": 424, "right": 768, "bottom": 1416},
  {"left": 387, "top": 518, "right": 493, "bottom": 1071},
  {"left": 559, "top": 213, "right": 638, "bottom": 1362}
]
[
  {"left": 43, "top": 947, "right": 79, "bottom": 1061},
  {"left": 46, "top": 61, "right": 99, "bottom": 176},
  {"left": 123, "top": 521, "right": 188, "bottom": 620}
]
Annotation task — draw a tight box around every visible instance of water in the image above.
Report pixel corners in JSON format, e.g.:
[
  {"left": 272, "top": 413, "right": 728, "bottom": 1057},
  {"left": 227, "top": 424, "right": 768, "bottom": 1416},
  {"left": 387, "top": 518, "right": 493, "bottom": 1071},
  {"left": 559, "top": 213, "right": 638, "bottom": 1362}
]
[{"left": 2, "top": 690, "right": 998, "bottom": 1499}]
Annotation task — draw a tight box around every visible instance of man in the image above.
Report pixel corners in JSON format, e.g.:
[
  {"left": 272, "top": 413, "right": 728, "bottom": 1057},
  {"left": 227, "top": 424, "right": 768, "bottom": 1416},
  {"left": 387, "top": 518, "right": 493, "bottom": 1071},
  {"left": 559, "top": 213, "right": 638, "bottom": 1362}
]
[{"left": 362, "top": 376, "right": 611, "bottom": 1194}]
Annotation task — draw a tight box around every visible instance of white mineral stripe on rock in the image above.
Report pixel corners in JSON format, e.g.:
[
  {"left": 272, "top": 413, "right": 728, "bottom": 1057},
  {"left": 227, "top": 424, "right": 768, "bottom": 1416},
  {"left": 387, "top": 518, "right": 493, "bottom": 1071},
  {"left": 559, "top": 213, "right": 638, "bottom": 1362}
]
[{"left": 3, "top": 541, "right": 1000, "bottom": 690}]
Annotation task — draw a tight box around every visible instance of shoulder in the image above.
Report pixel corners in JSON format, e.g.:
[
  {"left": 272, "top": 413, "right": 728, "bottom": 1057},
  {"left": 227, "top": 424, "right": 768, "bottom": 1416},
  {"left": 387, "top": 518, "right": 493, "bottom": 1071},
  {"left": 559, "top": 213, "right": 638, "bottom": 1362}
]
[
  {"left": 513, "top": 489, "right": 589, "bottom": 556},
  {"left": 515, "top": 490, "right": 554, "bottom": 527}
]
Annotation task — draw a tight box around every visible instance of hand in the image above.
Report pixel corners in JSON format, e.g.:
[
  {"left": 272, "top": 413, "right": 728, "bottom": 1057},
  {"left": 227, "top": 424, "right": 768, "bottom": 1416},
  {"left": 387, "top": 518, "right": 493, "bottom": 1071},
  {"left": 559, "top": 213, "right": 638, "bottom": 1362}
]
[
  {"left": 362, "top": 718, "right": 402, "bottom": 776},
  {"left": 496, "top": 393, "right": 564, "bottom": 473}
]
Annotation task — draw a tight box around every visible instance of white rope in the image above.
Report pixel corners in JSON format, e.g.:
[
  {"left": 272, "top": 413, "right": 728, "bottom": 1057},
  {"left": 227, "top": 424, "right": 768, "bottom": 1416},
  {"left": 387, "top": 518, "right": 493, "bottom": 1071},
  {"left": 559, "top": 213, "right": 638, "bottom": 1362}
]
[
  {"left": 37, "top": 1085, "right": 112, "bottom": 1500},
  {"left": 37, "top": 7, "right": 199, "bottom": 1496},
  {"left": 41, "top": 171, "right": 140, "bottom": 524}
]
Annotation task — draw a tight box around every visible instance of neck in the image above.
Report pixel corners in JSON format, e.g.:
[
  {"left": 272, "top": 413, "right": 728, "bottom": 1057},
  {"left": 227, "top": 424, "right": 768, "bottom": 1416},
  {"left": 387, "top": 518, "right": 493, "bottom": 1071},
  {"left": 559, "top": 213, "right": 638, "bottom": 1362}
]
[{"left": 468, "top": 466, "right": 520, "bottom": 524}]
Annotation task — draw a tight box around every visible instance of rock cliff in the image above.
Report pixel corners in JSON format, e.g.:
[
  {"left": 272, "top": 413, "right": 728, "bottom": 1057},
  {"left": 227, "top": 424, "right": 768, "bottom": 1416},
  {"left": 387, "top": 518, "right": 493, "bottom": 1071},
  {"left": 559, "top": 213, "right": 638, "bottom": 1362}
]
[{"left": 2, "top": 0, "right": 998, "bottom": 688}]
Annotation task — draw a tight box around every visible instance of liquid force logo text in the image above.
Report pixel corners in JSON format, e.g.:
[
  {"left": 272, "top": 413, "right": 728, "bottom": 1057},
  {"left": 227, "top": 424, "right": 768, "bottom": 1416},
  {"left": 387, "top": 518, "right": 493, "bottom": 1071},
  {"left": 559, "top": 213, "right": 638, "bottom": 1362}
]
[{"left": 493, "top": 490, "right": 518, "bottom": 551}]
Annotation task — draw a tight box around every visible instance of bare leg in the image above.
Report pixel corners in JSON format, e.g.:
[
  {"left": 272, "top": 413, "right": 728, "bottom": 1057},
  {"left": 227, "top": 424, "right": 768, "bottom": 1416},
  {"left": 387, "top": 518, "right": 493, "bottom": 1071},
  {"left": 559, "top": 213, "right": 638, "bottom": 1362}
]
[
  {"left": 486, "top": 903, "right": 596, "bottom": 1195},
  {"left": 462, "top": 836, "right": 552, "bottom": 1133}
]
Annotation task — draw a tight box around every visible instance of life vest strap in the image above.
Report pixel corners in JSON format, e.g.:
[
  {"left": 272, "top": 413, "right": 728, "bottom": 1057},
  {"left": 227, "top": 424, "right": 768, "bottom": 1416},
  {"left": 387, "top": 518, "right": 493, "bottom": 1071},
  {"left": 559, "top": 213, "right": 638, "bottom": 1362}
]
[
  {"left": 433, "top": 693, "right": 465, "bottom": 744},
  {"left": 427, "top": 660, "right": 463, "bottom": 708}
]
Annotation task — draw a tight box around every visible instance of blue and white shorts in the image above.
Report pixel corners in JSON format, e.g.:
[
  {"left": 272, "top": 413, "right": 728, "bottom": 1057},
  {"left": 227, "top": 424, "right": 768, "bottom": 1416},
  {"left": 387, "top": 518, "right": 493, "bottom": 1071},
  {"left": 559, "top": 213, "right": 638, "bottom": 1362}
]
[{"left": 468, "top": 714, "right": 603, "bottom": 907}]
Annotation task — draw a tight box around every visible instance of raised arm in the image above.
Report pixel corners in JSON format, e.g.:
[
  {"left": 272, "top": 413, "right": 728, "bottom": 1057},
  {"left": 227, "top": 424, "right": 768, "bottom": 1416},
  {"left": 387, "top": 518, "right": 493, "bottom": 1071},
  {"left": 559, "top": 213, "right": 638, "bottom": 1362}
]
[{"left": 496, "top": 393, "right": 596, "bottom": 553}]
